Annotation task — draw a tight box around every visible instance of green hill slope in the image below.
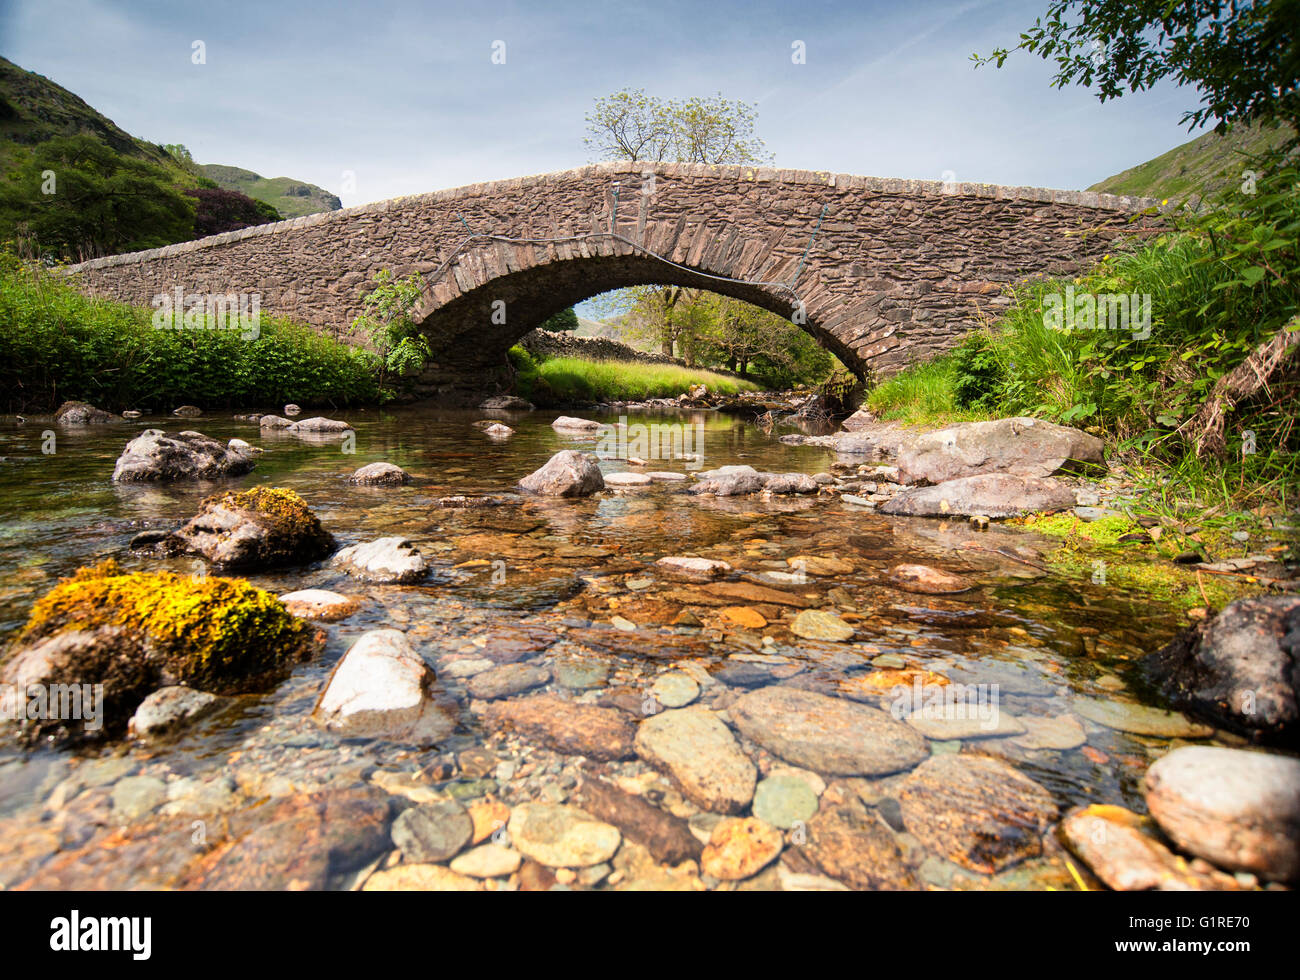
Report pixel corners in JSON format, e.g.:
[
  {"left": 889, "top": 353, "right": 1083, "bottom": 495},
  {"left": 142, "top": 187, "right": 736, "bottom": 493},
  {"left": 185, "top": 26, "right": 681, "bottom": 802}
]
[
  {"left": 0, "top": 56, "right": 194, "bottom": 183},
  {"left": 0, "top": 56, "right": 339, "bottom": 221},
  {"left": 201, "top": 164, "right": 341, "bottom": 219},
  {"left": 1088, "top": 121, "right": 1295, "bottom": 201}
]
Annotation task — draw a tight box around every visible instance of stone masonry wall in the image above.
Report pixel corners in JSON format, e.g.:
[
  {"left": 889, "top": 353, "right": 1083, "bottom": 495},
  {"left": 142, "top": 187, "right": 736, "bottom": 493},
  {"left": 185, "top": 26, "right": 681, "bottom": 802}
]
[
  {"left": 518, "top": 329, "right": 684, "bottom": 366},
  {"left": 64, "top": 162, "right": 1161, "bottom": 395}
]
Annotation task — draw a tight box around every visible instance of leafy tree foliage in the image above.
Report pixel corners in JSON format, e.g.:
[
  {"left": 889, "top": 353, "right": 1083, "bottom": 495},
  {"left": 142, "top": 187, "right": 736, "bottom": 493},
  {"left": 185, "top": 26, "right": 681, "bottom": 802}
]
[
  {"left": 186, "top": 187, "right": 281, "bottom": 236},
  {"left": 539, "top": 306, "right": 579, "bottom": 332},
  {"left": 350, "top": 268, "right": 431, "bottom": 398},
  {"left": 0, "top": 135, "right": 195, "bottom": 260},
  {"left": 975, "top": 0, "right": 1300, "bottom": 140},
  {"left": 585, "top": 89, "right": 771, "bottom": 164}
]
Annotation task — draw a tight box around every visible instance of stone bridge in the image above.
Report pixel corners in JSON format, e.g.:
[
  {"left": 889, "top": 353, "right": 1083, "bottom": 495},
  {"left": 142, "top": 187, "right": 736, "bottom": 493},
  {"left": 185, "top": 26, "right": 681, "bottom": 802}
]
[{"left": 65, "top": 162, "right": 1160, "bottom": 398}]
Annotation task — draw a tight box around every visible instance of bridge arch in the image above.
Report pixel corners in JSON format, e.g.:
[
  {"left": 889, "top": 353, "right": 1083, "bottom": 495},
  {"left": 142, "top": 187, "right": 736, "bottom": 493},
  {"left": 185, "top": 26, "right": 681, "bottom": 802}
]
[
  {"left": 413, "top": 224, "right": 859, "bottom": 381},
  {"left": 64, "top": 162, "right": 1161, "bottom": 399}
]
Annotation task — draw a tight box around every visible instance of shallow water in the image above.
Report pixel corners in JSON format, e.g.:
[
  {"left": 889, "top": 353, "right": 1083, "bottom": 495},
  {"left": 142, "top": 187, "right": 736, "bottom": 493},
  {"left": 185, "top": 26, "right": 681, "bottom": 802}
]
[{"left": 0, "top": 405, "right": 1234, "bottom": 889}]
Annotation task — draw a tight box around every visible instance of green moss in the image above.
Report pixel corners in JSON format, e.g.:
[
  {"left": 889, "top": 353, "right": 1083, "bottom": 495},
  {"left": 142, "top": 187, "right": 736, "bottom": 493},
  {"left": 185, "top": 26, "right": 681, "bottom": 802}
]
[
  {"left": 20, "top": 558, "right": 317, "bottom": 694},
  {"left": 1015, "top": 519, "right": 1263, "bottom": 612},
  {"left": 1018, "top": 512, "right": 1145, "bottom": 546}
]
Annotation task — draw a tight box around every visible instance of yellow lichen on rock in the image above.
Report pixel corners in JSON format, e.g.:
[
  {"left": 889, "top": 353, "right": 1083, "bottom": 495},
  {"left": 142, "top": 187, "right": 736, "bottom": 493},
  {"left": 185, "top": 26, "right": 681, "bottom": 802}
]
[{"left": 17, "top": 557, "right": 317, "bottom": 696}]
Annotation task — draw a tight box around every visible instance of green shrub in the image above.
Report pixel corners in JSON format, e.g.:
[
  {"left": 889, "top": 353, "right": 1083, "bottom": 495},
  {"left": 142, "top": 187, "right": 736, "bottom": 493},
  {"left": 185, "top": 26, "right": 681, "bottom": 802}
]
[
  {"left": 0, "top": 253, "right": 378, "bottom": 411},
  {"left": 951, "top": 331, "right": 1004, "bottom": 409}
]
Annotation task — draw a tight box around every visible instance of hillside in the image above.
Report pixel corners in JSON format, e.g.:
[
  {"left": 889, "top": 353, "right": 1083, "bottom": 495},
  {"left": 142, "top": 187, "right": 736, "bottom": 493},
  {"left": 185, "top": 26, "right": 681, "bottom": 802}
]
[
  {"left": 201, "top": 164, "right": 341, "bottom": 219},
  {"left": 0, "top": 56, "right": 193, "bottom": 182},
  {"left": 1088, "top": 121, "right": 1295, "bottom": 201},
  {"left": 0, "top": 56, "right": 338, "bottom": 220}
]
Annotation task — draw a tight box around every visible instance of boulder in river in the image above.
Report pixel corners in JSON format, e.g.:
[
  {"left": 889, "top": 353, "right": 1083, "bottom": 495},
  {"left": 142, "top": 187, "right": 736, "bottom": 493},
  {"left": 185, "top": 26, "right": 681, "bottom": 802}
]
[
  {"left": 313, "top": 629, "right": 452, "bottom": 744},
  {"left": 168, "top": 486, "right": 336, "bottom": 569},
  {"left": 1144, "top": 745, "right": 1300, "bottom": 882},
  {"left": 689, "top": 465, "right": 767, "bottom": 496},
  {"left": 518, "top": 450, "right": 604, "bottom": 497},
  {"left": 839, "top": 407, "right": 875, "bottom": 432},
  {"left": 551, "top": 416, "right": 605, "bottom": 432},
  {"left": 349, "top": 462, "right": 411, "bottom": 486},
  {"left": 0, "top": 559, "right": 318, "bottom": 739},
  {"left": 278, "top": 589, "right": 362, "bottom": 621},
  {"left": 688, "top": 465, "right": 818, "bottom": 496},
  {"left": 329, "top": 536, "right": 428, "bottom": 584},
  {"left": 227, "top": 438, "right": 261, "bottom": 457},
  {"left": 172, "top": 405, "right": 203, "bottom": 418},
  {"left": 53, "top": 400, "right": 117, "bottom": 425},
  {"left": 128, "top": 685, "right": 226, "bottom": 740},
  {"left": 287, "top": 416, "right": 353, "bottom": 436},
  {"left": 891, "top": 417, "right": 1105, "bottom": 485},
  {"left": 259, "top": 414, "right": 294, "bottom": 429},
  {"left": 111, "top": 429, "right": 256, "bottom": 482},
  {"left": 879, "top": 473, "right": 1077, "bottom": 518},
  {"left": 1140, "top": 595, "right": 1300, "bottom": 745}
]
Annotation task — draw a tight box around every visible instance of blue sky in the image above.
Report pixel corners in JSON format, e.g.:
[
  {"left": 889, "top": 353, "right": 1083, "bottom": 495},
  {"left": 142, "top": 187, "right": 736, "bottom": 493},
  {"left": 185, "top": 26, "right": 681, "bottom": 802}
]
[{"left": 2, "top": 0, "right": 1206, "bottom": 210}]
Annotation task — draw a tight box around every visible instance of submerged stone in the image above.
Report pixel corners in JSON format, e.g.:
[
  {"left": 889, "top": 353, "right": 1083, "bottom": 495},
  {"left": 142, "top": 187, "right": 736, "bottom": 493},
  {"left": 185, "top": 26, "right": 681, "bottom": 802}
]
[
  {"left": 899, "top": 754, "right": 1058, "bottom": 873},
  {"left": 329, "top": 536, "right": 428, "bottom": 584},
  {"left": 634, "top": 706, "right": 756, "bottom": 813},
  {"left": 508, "top": 803, "right": 621, "bottom": 868},
  {"left": 730, "top": 687, "right": 929, "bottom": 776}
]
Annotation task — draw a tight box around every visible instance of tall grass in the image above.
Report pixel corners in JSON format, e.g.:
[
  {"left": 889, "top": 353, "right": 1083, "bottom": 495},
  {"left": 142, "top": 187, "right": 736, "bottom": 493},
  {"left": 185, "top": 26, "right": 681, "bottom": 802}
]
[
  {"left": 867, "top": 356, "right": 986, "bottom": 426},
  {"left": 0, "top": 254, "right": 378, "bottom": 412},
  {"left": 862, "top": 231, "right": 1300, "bottom": 510},
  {"left": 510, "top": 348, "right": 759, "bottom": 404}
]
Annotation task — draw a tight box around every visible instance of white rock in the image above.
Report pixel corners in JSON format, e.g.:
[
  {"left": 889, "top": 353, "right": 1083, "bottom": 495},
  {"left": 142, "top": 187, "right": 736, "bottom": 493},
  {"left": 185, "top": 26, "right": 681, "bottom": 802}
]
[
  {"left": 551, "top": 416, "right": 605, "bottom": 432},
  {"left": 313, "top": 629, "right": 452, "bottom": 743},
  {"left": 329, "top": 537, "right": 428, "bottom": 584},
  {"left": 605, "top": 472, "right": 652, "bottom": 487},
  {"left": 278, "top": 589, "right": 361, "bottom": 621}
]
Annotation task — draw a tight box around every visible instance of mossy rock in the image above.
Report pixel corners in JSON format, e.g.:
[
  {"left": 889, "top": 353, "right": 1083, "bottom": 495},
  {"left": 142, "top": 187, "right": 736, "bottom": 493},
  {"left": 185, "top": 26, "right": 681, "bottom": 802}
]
[
  {"left": 0, "top": 559, "right": 320, "bottom": 740},
  {"left": 171, "top": 486, "right": 336, "bottom": 569}
]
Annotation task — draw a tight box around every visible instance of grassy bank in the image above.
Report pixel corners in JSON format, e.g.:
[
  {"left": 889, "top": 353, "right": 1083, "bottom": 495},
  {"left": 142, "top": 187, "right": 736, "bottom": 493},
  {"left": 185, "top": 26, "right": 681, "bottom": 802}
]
[
  {"left": 0, "top": 254, "right": 377, "bottom": 412},
  {"left": 509, "top": 346, "right": 759, "bottom": 404},
  {"left": 868, "top": 229, "right": 1300, "bottom": 514}
]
